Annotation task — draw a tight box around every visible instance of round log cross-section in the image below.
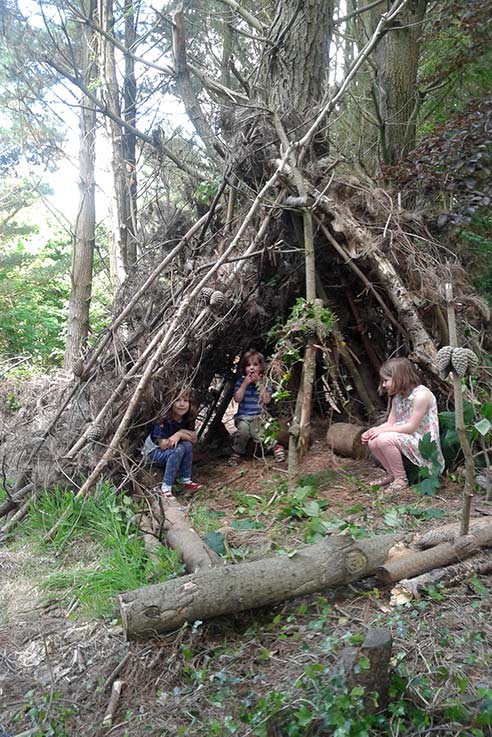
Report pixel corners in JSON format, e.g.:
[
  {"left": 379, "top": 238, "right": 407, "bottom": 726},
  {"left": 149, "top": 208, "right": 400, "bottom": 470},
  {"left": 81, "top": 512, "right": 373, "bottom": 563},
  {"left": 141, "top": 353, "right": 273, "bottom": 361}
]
[{"left": 326, "top": 423, "right": 367, "bottom": 459}]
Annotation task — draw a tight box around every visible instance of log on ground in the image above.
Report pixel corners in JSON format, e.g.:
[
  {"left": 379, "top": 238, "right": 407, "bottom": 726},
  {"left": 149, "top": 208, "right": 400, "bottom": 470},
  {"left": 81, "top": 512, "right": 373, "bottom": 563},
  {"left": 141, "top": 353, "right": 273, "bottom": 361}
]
[
  {"left": 152, "top": 495, "right": 223, "bottom": 573},
  {"left": 326, "top": 423, "right": 367, "bottom": 459},
  {"left": 376, "top": 524, "right": 492, "bottom": 584},
  {"left": 119, "top": 532, "right": 402, "bottom": 638}
]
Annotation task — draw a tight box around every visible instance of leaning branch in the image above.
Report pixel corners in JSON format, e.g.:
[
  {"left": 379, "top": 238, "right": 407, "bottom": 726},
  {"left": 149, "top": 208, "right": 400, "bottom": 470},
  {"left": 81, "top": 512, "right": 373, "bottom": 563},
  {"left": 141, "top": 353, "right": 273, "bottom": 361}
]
[
  {"left": 172, "top": 8, "right": 226, "bottom": 162},
  {"left": 44, "top": 57, "right": 209, "bottom": 182}
]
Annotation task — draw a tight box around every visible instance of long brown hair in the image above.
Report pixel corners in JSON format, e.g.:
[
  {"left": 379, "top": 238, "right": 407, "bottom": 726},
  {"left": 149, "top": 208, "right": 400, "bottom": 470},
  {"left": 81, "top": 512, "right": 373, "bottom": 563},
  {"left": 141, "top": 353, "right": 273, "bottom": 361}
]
[
  {"left": 379, "top": 357, "right": 421, "bottom": 396},
  {"left": 163, "top": 389, "right": 197, "bottom": 430}
]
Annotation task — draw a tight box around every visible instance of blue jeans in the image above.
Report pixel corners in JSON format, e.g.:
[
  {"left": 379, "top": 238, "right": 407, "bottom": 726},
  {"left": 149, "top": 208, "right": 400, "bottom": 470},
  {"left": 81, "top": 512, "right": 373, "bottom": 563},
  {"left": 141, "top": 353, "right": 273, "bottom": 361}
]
[{"left": 146, "top": 441, "right": 193, "bottom": 487}]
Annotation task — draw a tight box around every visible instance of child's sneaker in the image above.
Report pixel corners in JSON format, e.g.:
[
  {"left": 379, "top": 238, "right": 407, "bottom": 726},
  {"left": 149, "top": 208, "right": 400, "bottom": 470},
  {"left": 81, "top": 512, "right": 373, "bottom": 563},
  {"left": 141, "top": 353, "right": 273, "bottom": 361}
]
[
  {"left": 182, "top": 481, "right": 203, "bottom": 492},
  {"left": 273, "top": 443, "right": 286, "bottom": 463},
  {"left": 227, "top": 452, "right": 242, "bottom": 467}
]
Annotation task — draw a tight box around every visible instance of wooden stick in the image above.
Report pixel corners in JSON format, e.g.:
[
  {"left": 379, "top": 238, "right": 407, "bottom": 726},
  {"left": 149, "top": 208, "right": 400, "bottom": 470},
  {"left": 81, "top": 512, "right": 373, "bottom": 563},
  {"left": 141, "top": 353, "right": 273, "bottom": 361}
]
[
  {"left": 103, "top": 653, "right": 131, "bottom": 691},
  {"left": 445, "top": 282, "right": 475, "bottom": 535},
  {"left": 102, "top": 679, "right": 125, "bottom": 728}
]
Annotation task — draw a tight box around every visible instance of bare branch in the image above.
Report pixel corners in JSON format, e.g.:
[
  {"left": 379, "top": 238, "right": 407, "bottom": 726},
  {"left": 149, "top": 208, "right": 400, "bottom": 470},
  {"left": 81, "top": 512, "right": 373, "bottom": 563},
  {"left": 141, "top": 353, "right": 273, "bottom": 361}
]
[
  {"left": 335, "top": 0, "right": 387, "bottom": 26},
  {"left": 43, "top": 56, "right": 209, "bottom": 181},
  {"left": 215, "top": 0, "right": 265, "bottom": 33}
]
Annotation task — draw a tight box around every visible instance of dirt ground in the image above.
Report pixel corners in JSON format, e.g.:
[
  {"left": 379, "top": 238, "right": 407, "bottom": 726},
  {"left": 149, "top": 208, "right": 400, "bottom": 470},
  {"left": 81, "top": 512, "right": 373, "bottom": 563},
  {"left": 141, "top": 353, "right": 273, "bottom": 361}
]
[{"left": 1, "top": 434, "right": 492, "bottom": 737}]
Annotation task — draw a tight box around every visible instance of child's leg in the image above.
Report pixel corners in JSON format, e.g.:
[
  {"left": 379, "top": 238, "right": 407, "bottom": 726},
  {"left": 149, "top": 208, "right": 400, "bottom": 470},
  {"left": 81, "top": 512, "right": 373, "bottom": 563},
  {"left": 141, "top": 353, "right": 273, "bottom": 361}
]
[
  {"left": 250, "top": 418, "right": 285, "bottom": 461},
  {"left": 232, "top": 418, "right": 252, "bottom": 455},
  {"left": 161, "top": 444, "right": 186, "bottom": 490},
  {"left": 368, "top": 433, "right": 407, "bottom": 481},
  {"left": 177, "top": 440, "right": 193, "bottom": 482}
]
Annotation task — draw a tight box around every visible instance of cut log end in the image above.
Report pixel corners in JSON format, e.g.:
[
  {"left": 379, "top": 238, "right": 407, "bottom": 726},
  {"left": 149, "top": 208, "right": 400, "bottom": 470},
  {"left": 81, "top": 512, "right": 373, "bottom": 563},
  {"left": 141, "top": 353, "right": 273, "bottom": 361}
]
[{"left": 326, "top": 423, "right": 368, "bottom": 459}]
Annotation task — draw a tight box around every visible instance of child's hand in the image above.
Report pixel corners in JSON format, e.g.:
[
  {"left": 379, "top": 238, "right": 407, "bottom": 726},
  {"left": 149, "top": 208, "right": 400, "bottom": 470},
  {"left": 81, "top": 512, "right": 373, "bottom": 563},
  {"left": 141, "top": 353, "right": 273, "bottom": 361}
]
[
  {"left": 158, "top": 438, "right": 171, "bottom": 450},
  {"left": 167, "top": 432, "right": 181, "bottom": 447},
  {"left": 246, "top": 367, "right": 260, "bottom": 383},
  {"left": 361, "top": 427, "right": 381, "bottom": 443}
]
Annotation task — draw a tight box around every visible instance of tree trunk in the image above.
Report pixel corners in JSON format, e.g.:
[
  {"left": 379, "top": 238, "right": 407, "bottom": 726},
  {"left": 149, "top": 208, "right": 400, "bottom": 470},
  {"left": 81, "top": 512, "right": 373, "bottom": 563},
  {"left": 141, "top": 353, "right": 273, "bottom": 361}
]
[
  {"left": 119, "top": 532, "right": 402, "bottom": 637},
  {"left": 98, "top": 0, "right": 131, "bottom": 289},
  {"left": 63, "top": 0, "right": 97, "bottom": 371},
  {"left": 123, "top": 0, "right": 137, "bottom": 267},
  {"left": 358, "top": 0, "right": 428, "bottom": 167},
  {"left": 261, "top": 0, "right": 334, "bottom": 115}
]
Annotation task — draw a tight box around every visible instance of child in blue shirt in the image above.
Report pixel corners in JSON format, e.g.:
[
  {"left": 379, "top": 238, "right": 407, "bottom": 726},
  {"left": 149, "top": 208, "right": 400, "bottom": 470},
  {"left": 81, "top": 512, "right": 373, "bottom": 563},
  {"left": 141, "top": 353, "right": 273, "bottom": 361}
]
[
  {"left": 229, "top": 350, "right": 286, "bottom": 466},
  {"left": 143, "top": 392, "right": 202, "bottom": 498}
]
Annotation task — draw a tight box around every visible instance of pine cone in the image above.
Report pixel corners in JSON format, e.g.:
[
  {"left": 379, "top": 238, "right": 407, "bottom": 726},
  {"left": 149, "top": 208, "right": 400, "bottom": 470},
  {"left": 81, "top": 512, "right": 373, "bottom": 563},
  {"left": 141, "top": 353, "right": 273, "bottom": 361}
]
[
  {"left": 72, "top": 358, "right": 86, "bottom": 377},
  {"left": 210, "top": 290, "right": 226, "bottom": 309},
  {"left": 462, "top": 348, "right": 479, "bottom": 374},
  {"left": 451, "top": 347, "right": 470, "bottom": 376},
  {"left": 87, "top": 424, "right": 102, "bottom": 441},
  {"left": 436, "top": 346, "right": 453, "bottom": 377},
  {"left": 200, "top": 287, "right": 214, "bottom": 305}
]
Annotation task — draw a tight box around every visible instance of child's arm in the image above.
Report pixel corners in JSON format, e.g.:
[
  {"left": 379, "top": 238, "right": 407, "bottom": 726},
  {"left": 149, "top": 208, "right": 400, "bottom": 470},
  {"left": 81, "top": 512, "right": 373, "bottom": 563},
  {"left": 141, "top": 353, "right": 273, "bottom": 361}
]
[
  {"left": 361, "top": 404, "right": 396, "bottom": 442},
  {"left": 258, "top": 380, "right": 272, "bottom": 405},
  {"left": 362, "top": 390, "right": 430, "bottom": 441},
  {"left": 233, "top": 372, "right": 256, "bottom": 403},
  {"left": 166, "top": 429, "right": 197, "bottom": 447}
]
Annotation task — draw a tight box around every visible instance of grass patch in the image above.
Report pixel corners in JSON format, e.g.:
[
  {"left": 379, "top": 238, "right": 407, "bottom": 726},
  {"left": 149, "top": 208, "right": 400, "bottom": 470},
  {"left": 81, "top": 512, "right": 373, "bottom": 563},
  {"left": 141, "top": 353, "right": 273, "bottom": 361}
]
[{"left": 13, "top": 481, "right": 184, "bottom": 618}]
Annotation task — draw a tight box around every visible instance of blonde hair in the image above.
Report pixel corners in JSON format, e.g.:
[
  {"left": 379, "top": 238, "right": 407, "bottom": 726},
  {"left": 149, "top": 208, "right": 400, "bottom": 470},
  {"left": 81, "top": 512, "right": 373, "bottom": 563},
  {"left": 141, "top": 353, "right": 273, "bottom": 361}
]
[{"left": 379, "top": 357, "right": 421, "bottom": 396}]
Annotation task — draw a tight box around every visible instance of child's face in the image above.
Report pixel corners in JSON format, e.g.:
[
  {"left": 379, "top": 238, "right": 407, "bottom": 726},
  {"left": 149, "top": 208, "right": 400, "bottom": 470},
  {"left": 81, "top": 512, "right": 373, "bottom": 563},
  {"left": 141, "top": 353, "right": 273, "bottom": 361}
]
[
  {"left": 172, "top": 395, "right": 190, "bottom": 417},
  {"left": 245, "top": 357, "right": 262, "bottom": 377},
  {"left": 380, "top": 373, "right": 395, "bottom": 395}
]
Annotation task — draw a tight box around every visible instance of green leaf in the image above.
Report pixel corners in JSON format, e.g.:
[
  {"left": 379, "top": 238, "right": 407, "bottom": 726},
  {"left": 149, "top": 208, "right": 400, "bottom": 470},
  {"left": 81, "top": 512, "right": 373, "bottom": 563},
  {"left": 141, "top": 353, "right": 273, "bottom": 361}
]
[
  {"left": 413, "top": 476, "right": 440, "bottom": 496},
  {"left": 302, "top": 501, "right": 321, "bottom": 517},
  {"left": 203, "top": 531, "right": 226, "bottom": 555},
  {"left": 481, "top": 401, "right": 492, "bottom": 421},
  {"left": 383, "top": 510, "right": 402, "bottom": 528},
  {"left": 418, "top": 432, "right": 437, "bottom": 462},
  {"left": 230, "top": 519, "right": 265, "bottom": 530},
  {"left": 474, "top": 417, "right": 491, "bottom": 436}
]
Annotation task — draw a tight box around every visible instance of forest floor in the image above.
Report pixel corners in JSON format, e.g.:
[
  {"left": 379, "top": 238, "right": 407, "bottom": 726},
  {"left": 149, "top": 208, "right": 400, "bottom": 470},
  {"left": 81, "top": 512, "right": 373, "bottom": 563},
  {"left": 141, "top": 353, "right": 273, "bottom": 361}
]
[{"left": 1, "top": 427, "right": 492, "bottom": 737}]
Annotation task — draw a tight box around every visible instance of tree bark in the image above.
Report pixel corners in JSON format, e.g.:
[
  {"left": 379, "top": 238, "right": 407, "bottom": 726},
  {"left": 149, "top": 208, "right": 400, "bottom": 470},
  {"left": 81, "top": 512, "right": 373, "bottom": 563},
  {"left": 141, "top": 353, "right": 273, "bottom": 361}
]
[
  {"left": 63, "top": 0, "right": 97, "bottom": 371},
  {"left": 122, "top": 0, "right": 137, "bottom": 266},
  {"left": 260, "top": 0, "right": 334, "bottom": 115},
  {"left": 357, "top": 0, "right": 428, "bottom": 167},
  {"left": 119, "top": 532, "right": 402, "bottom": 637}
]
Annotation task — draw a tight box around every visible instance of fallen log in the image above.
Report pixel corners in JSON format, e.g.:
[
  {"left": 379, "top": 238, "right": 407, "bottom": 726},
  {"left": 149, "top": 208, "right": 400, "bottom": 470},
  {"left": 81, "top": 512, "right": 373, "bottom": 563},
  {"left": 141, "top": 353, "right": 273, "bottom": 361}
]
[
  {"left": 376, "top": 524, "right": 492, "bottom": 584},
  {"left": 390, "top": 553, "right": 492, "bottom": 605},
  {"left": 413, "top": 516, "right": 492, "bottom": 549},
  {"left": 153, "top": 495, "right": 223, "bottom": 573},
  {"left": 119, "top": 532, "right": 403, "bottom": 638}
]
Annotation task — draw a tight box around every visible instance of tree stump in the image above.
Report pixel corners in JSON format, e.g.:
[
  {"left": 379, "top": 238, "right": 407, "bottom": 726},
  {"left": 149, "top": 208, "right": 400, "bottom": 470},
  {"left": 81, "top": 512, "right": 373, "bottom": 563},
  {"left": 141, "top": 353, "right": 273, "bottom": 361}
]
[{"left": 341, "top": 628, "right": 393, "bottom": 710}]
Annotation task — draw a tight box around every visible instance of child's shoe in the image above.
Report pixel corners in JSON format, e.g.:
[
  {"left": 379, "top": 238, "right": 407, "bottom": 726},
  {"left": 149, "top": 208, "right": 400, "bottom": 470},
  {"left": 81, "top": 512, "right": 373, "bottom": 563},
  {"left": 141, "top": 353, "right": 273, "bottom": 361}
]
[
  {"left": 228, "top": 452, "right": 242, "bottom": 467},
  {"left": 182, "top": 481, "right": 203, "bottom": 492},
  {"left": 160, "top": 485, "right": 174, "bottom": 499},
  {"left": 273, "top": 443, "right": 286, "bottom": 463}
]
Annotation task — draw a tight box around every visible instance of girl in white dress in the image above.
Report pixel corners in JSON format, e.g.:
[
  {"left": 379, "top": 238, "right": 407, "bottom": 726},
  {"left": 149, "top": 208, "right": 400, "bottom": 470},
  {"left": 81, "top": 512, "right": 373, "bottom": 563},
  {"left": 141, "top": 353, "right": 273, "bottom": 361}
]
[{"left": 361, "top": 358, "right": 444, "bottom": 492}]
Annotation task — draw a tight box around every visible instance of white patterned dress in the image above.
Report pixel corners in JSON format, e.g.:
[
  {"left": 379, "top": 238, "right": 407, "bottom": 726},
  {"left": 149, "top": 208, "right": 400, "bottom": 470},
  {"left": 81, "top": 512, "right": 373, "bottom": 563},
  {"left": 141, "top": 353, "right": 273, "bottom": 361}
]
[{"left": 392, "top": 385, "right": 445, "bottom": 472}]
